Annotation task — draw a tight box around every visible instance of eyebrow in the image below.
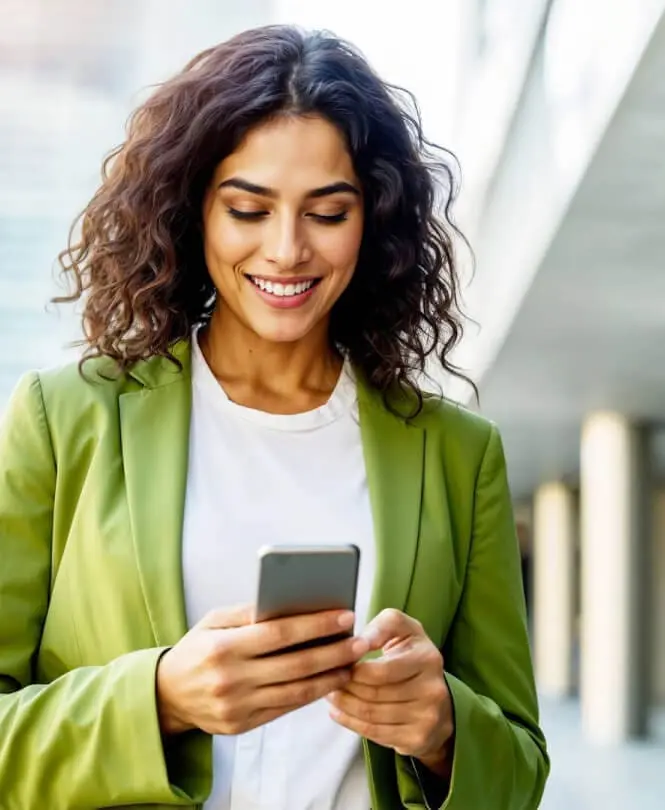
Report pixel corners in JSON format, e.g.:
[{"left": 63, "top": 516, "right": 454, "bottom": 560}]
[{"left": 217, "top": 177, "right": 361, "bottom": 199}]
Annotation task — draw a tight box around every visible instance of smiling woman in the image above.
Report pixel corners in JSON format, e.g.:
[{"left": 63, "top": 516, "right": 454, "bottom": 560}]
[
  {"left": 52, "top": 25, "right": 475, "bottom": 414},
  {"left": 0, "top": 23, "right": 548, "bottom": 810}
]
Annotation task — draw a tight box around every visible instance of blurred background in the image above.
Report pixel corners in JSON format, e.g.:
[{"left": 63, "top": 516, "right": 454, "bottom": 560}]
[{"left": 1, "top": 0, "right": 664, "bottom": 806}]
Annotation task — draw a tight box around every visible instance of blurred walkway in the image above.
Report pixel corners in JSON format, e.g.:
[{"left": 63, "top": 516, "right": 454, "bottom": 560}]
[{"left": 539, "top": 697, "right": 665, "bottom": 809}]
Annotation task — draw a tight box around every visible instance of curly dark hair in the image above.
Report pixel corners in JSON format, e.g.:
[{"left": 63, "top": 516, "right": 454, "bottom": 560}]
[{"left": 56, "top": 24, "right": 475, "bottom": 413}]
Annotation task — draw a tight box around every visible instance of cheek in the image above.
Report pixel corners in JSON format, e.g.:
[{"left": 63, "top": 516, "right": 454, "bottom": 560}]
[
  {"left": 204, "top": 215, "right": 258, "bottom": 271},
  {"left": 318, "top": 224, "right": 363, "bottom": 278}
]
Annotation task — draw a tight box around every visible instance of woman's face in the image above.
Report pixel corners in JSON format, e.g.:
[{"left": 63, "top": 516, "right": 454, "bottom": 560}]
[{"left": 202, "top": 115, "right": 364, "bottom": 345}]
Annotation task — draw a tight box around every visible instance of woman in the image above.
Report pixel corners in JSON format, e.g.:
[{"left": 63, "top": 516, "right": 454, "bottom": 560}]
[{"left": 0, "top": 25, "right": 549, "bottom": 810}]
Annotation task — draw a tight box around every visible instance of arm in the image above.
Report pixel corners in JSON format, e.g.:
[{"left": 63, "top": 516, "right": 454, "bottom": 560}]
[
  {"left": 396, "top": 424, "right": 549, "bottom": 809},
  {"left": 0, "top": 373, "right": 210, "bottom": 809}
]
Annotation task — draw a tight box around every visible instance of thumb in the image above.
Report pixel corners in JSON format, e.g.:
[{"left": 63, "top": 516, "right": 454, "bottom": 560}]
[
  {"left": 359, "top": 608, "right": 423, "bottom": 651},
  {"left": 198, "top": 603, "right": 254, "bottom": 630}
]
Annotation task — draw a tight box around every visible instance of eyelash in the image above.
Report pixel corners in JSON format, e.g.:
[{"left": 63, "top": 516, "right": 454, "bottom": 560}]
[{"left": 226, "top": 208, "right": 348, "bottom": 224}]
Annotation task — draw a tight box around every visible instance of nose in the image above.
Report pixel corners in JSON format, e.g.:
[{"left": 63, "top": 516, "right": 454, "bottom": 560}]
[{"left": 264, "top": 212, "right": 311, "bottom": 270}]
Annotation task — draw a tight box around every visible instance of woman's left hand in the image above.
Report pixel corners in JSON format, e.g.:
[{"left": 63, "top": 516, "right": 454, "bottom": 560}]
[{"left": 327, "top": 609, "right": 455, "bottom": 775}]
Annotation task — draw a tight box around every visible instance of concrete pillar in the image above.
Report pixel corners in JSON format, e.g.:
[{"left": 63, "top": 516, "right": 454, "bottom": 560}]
[
  {"left": 580, "top": 412, "right": 651, "bottom": 743},
  {"left": 533, "top": 482, "right": 576, "bottom": 697}
]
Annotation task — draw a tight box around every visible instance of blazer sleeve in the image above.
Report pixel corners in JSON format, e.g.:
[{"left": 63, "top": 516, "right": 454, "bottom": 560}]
[
  {"left": 395, "top": 424, "right": 550, "bottom": 809},
  {"left": 0, "top": 373, "right": 210, "bottom": 809}
]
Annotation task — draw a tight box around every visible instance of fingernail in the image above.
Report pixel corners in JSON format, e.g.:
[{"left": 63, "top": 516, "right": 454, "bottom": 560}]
[{"left": 338, "top": 611, "right": 355, "bottom": 629}]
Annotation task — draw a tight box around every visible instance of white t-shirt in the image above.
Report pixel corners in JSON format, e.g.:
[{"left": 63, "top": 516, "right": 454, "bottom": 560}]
[{"left": 181, "top": 333, "right": 376, "bottom": 810}]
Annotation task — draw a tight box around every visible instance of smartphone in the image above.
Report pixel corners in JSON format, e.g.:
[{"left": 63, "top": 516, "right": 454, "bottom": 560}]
[{"left": 255, "top": 544, "right": 360, "bottom": 654}]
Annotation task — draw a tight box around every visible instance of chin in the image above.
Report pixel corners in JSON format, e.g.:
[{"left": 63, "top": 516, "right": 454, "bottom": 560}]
[{"left": 250, "top": 320, "right": 317, "bottom": 345}]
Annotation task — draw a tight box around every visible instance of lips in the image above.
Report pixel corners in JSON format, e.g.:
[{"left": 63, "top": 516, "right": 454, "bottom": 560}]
[{"left": 247, "top": 275, "right": 320, "bottom": 298}]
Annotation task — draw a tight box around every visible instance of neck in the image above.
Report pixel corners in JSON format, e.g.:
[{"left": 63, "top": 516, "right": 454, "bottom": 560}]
[{"left": 199, "top": 305, "right": 343, "bottom": 412}]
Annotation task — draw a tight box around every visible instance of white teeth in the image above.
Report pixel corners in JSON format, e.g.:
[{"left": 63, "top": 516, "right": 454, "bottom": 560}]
[{"left": 249, "top": 277, "right": 316, "bottom": 296}]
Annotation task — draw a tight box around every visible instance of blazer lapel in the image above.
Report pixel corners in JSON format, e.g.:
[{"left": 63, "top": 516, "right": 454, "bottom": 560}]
[
  {"left": 119, "top": 342, "right": 192, "bottom": 647},
  {"left": 357, "top": 379, "right": 425, "bottom": 621}
]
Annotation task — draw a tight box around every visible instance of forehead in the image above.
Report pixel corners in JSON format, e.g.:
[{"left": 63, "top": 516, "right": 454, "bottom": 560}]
[{"left": 214, "top": 115, "right": 358, "bottom": 190}]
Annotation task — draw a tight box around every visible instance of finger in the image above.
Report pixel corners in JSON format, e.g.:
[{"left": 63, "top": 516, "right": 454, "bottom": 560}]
[
  {"left": 328, "top": 706, "right": 411, "bottom": 751},
  {"left": 253, "top": 635, "right": 369, "bottom": 685},
  {"left": 242, "top": 705, "right": 304, "bottom": 733},
  {"left": 252, "top": 667, "right": 352, "bottom": 711},
  {"left": 236, "top": 610, "right": 357, "bottom": 657},
  {"left": 327, "top": 690, "right": 419, "bottom": 725},
  {"left": 198, "top": 604, "right": 254, "bottom": 630},
  {"left": 342, "top": 672, "right": 422, "bottom": 703},
  {"left": 350, "top": 653, "right": 422, "bottom": 687},
  {"left": 360, "top": 609, "right": 425, "bottom": 651}
]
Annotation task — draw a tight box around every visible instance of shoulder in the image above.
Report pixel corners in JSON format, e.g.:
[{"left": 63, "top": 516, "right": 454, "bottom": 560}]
[
  {"left": 0, "top": 357, "right": 124, "bottom": 470},
  {"left": 35, "top": 356, "right": 130, "bottom": 411},
  {"left": 413, "top": 392, "right": 495, "bottom": 454},
  {"left": 28, "top": 344, "right": 190, "bottom": 437},
  {"left": 408, "top": 392, "right": 501, "bottom": 485},
  {"left": 416, "top": 392, "right": 493, "bottom": 437},
  {"left": 33, "top": 341, "right": 191, "bottom": 407},
  {"left": 358, "top": 376, "right": 498, "bottom": 477},
  {"left": 3, "top": 357, "right": 121, "bottom": 419},
  {"left": 3, "top": 358, "right": 127, "bottom": 453}
]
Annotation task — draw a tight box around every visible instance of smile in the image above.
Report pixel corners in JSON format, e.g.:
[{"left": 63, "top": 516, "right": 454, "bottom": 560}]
[{"left": 247, "top": 276, "right": 320, "bottom": 298}]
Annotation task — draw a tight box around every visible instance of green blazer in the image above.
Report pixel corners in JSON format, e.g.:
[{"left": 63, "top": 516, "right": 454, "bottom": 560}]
[{"left": 0, "top": 340, "right": 548, "bottom": 810}]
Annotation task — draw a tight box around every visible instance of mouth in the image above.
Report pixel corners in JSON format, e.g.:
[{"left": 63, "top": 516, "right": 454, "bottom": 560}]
[{"left": 246, "top": 275, "right": 322, "bottom": 299}]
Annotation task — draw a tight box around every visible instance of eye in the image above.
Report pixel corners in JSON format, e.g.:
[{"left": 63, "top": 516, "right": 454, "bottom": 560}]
[
  {"left": 227, "top": 207, "right": 269, "bottom": 221},
  {"left": 309, "top": 212, "right": 349, "bottom": 224}
]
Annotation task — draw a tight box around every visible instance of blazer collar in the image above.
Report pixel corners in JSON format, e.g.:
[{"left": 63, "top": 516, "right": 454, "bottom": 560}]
[
  {"left": 120, "top": 340, "right": 424, "bottom": 646},
  {"left": 127, "top": 338, "right": 192, "bottom": 389}
]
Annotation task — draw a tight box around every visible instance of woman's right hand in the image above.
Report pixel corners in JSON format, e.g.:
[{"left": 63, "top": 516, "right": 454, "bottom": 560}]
[{"left": 156, "top": 604, "right": 368, "bottom": 736}]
